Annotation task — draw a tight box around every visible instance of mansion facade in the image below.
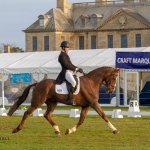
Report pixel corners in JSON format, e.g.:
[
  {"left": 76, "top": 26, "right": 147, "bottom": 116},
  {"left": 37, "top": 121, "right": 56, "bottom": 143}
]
[{"left": 24, "top": 0, "right": 150, "bottom": 51}]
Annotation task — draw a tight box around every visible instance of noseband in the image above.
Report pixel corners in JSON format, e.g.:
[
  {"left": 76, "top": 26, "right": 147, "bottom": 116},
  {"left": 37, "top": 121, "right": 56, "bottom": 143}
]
[{"left": 103, "top": 69, "right": 117, "bottom": 91}]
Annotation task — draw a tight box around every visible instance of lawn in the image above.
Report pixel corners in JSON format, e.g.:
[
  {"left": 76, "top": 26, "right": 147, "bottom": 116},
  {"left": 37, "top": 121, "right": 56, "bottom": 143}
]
[{"left": 0, "top": 107, "right": 150, "bottom": 150}]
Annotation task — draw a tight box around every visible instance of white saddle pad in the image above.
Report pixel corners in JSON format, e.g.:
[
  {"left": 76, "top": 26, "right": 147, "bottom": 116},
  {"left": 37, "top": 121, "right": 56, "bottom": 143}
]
[{"left": 55, "top": 78, "right": 80, "bottom": 95}]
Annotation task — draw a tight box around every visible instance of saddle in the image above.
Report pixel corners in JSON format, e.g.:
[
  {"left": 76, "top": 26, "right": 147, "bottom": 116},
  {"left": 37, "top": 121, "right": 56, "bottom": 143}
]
[
  {"left": 55, "top": 75, "right": 80, "bottom": 95},
  {"left": 66, "top": 75, "right": 78, "bottom": 93}
]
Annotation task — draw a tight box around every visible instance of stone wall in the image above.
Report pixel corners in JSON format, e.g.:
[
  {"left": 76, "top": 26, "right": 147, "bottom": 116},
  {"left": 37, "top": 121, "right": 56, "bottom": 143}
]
[
  {"left": 26, "top": 28, "right": 150, "bottom": 51},
  {"left": 97, "top": 30, "right": 150, "bottom": 48},
  {"left": 26, "top": 32, "right": 55, "bottom": 52},
  {"left": 26, "top": 32, "right": 76, "bottom": 51}
]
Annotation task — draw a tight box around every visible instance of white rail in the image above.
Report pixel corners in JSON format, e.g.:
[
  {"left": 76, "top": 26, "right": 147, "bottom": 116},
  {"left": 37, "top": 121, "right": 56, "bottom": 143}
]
[{"left": 0, "top": 108, "right": 150, "bottom": 118}]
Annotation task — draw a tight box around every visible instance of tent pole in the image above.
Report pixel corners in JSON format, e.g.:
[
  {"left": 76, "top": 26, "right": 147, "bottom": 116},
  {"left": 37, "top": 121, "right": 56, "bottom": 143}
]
[
  {"left": 2, "top": 75, "right": 4, "bottom": 108},
  {"left": 116, "top": 72, "right": 120, "bottom": 107}
]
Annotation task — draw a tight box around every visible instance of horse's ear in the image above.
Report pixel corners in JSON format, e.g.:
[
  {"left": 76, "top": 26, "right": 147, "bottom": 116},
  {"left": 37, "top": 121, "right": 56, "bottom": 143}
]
[{"left": 115, "top": 68, "right": 120, "bottom": 72}]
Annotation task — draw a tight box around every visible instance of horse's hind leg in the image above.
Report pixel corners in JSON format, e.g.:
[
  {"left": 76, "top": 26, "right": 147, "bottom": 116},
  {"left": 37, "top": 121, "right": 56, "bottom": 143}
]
[
  {"left": 44, "top": 101, "right": 61, "bottom": 136},
  {"left": 12, "top": 106, "right": 37, "bottom": 133},
  {"left": 65, "top": 106, "right": 89, "bottom": 135},
  {"left": 91, "top": 101, "right": 119, "bottom": 134}
]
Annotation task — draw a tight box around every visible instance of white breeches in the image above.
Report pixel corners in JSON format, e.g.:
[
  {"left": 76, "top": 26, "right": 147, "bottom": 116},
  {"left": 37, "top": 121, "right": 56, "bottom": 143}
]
[{"left": 65, "top": 70, "right": 76, "bottom": 87}]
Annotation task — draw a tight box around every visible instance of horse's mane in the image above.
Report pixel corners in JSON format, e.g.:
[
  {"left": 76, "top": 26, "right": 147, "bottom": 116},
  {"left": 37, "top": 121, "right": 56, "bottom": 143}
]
[
  {"left": 85, "top": 66, "right": 114, "bottom": 79},
  {"left": 86, "top": 66, "right": 114, "bottom": 75}
]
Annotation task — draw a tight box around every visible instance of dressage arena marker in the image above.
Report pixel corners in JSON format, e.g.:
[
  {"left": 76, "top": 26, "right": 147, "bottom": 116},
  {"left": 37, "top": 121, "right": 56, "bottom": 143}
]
[
  {"left": 112, "top": 109, "right": 123, "bottom": 118},
  {"left": 69, "top": 109, "right": 80, "bottom": 118},
  {"left": 128, "top": 100, "right": 141, "bottom": 117},
  {"left": 33, "top": 108, "right": 43, "bottom": 117},
  {"left": 0, "top": 108, "right": 7, "bottom": 116}
]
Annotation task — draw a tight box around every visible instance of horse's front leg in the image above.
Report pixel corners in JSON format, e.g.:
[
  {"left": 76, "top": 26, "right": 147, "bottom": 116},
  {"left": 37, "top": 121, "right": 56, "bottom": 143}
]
[
  {"left": 91, "top": 101, "right": 119, "bottom": 134},
  {"left": 65, "top": 106, "right": 89, "bottom": 135}
]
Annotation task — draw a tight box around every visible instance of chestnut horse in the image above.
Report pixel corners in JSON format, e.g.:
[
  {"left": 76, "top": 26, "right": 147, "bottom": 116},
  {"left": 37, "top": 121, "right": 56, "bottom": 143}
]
[{"left": 8, "top": 67, "right": 120, "bottom": 135}]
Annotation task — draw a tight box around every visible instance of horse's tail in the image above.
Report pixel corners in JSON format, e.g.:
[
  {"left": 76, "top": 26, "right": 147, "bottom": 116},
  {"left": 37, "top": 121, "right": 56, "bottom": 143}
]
[{"left": 8, "top": 83, "right": 37, "bottom": 116}]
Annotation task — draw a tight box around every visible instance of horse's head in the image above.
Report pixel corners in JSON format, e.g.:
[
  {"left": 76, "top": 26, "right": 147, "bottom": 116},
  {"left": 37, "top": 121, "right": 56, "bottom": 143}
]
[{"left": 104, "top": 68, "right": 120, "bottom": 94}]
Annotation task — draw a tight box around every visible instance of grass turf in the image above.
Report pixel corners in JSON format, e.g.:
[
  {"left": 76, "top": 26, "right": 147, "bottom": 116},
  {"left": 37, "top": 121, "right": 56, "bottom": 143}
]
[{"left": 0, "top": 107, "right": 150, "bottom": 150}]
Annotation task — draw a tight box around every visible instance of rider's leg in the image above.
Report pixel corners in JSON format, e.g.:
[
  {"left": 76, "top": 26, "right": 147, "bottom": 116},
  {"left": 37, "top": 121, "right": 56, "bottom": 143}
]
[{"left": 65, "top": 70, "right": 76, "bottom": 105}]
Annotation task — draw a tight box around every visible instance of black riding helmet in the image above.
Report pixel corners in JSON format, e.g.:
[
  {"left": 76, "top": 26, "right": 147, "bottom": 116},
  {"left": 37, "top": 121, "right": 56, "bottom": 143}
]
[{"left": 60, "top": 41, "right": 70, "bottom": 48}]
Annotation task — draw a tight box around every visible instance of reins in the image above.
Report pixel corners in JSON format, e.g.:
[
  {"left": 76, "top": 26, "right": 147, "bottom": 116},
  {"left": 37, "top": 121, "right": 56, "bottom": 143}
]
[{"left": 82, "top": 68, "right": 116, "bottom": 89}]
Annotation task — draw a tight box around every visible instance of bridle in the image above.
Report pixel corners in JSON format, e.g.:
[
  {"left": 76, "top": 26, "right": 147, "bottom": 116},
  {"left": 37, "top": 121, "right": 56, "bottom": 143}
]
[
  {"left": 103, "top": 69, "right": 117, "bottom": 91},
  {"left": 83, "top": 68, "right": 117, "bottom": 91}
]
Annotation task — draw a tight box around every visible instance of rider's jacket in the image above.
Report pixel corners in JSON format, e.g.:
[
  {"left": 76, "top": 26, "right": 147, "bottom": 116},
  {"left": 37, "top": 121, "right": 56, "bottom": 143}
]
[{"left": 55, "top": 51, "right": 77, "bottom": 84}]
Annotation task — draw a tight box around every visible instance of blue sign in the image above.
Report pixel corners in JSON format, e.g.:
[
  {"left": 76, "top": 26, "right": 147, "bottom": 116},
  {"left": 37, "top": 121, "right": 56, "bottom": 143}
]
[
  {"left": 10, "top": 73, "right": 32, "bottom": 84},
  {"left": 116, "top": 52, "right": 150, "bottom": 69}
]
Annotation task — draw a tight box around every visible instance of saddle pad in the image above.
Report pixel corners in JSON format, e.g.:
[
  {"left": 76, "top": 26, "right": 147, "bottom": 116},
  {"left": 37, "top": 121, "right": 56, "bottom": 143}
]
[{"left": 55, "top": 78, "right": 80, "bottom": 95}]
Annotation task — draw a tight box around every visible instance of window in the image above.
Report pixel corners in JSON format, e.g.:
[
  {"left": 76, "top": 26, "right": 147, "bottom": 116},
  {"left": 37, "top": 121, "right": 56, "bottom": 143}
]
[
  {"left": 32, "top": 36, "right": 37, "bottom": 51},
  {"left": 121, "top": 34, "right": 128, "bottom": 48},
  {"left": 81, "top": 18, "right": 85, "bottom": 27},
  {"left": 70, "top": 36, "right": 74, "bottom": 49},
  {"left": 136, "top": 34, "right": 141, "bottom": 47},
  {"left": 39, "top": 19, "right": 44, "bottom": 27},
  {"left": 92, "top": 18, "right": 97, "bottom": 27},
  {"left": 91, "top": 36, "right": 96, "bottom": 49},
  {"left": 44, "top": 36, "right": 49, "bottom": 51},
  {"left": 79, "top": 36, "right": 84, "bottom": 49},
  {"left": 108, "top": 35, "right": 113, "bottom": 48}
]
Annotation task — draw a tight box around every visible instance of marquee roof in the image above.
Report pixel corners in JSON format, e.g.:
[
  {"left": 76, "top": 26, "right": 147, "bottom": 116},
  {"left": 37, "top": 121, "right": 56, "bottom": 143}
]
[{"left": 0, "top": 47, "right": 150, "bottom": 75}]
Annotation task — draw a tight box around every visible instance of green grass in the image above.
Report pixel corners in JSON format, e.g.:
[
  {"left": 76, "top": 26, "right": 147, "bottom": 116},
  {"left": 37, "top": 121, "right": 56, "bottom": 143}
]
[{"left": 1, "top": 109, "right": 150, "bottom": 150}]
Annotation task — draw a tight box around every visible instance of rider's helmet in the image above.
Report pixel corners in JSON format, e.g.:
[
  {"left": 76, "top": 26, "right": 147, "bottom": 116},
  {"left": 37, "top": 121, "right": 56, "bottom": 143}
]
[{"left": 60, "top": 41, "right": 70, "bottom": 48}]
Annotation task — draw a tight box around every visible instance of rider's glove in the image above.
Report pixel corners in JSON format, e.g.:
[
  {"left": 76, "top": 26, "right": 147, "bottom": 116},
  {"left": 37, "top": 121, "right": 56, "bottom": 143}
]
[{"left": 77, "top": 68, "right": 85, "bottom": 74}]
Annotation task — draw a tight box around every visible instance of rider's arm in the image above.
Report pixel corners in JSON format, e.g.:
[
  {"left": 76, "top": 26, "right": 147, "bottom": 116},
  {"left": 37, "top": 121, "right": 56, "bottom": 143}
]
[{"left": 59, "top": 54, "right": 77, "bottom": 72}]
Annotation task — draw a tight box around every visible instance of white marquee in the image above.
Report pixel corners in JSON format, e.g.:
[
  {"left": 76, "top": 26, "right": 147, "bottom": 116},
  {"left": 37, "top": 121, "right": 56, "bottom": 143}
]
[{"left": 0, "top": 47, "right": 149, "bottom": 75}]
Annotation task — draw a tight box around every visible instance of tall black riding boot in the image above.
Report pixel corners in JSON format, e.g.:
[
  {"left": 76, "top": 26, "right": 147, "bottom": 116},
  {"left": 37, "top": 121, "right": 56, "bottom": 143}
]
[{"left": 67, "top": 86, "right": 75, "bottom": 105}]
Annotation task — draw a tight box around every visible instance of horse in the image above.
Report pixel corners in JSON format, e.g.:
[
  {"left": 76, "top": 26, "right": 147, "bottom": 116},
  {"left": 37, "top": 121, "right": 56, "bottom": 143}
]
[{"left": 8, "top": 67, "right": 120, "bottom": 135}]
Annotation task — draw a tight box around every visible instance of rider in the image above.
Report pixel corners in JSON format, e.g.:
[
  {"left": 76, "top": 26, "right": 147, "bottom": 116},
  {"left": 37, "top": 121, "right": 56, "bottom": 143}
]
[{"left": 55, "top": 41, "right": 84, "bottom": 105}]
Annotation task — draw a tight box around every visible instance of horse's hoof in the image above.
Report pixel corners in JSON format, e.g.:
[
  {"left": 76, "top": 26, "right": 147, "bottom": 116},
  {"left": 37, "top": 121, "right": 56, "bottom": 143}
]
[
  {"left": 55, "top": 131, "right": 61, "bottom": 136},
  {"left": 113, "top": 130, "right": 119, "bottom": 134},
  {"left": 65, "top": 129, "right": 70, "bottom": 135},
  {"left": 12, "top": 128, "right": 20, "bottom": 133}
]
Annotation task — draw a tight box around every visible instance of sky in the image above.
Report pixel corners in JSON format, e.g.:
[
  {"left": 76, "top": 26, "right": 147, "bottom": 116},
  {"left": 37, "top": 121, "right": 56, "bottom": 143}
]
[{"left": 0, "top": 0, "right": 93, "bottom": 50}]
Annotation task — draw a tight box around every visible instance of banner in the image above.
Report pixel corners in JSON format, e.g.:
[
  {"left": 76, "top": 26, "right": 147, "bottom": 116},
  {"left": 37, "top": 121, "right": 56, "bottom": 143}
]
[
  {"left": 10, "top": 73, "right": 32, "bottom": 84},
  {"left": 116, "top": 52, "right": 150, "bottom": 69}
]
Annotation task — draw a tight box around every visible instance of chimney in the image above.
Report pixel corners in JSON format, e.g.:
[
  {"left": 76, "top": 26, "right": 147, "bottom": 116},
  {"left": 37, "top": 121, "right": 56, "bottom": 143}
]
[
  {"left": 95, "top": 0, "right": 102, "bottom": 2},
  {"left": 4, "top": 45, "right": 10, "bottom": 53},
  {"left": 124, "top": 0, "right": 134, "bottom": 3},
  {"left": 57, "top": 0, "right": 73, "bottom": 13},
  {"left": 95, "top": 0, "right": 112, "bottom": 4}
]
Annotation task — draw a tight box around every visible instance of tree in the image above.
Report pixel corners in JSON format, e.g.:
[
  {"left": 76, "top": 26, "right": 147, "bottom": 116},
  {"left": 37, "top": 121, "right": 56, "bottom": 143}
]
[
  {"left": 0, "top": 43, "right": 24, "bottom": 53},
  {"left": 10, "top": 46, "right": 24, "bottom": 53}
]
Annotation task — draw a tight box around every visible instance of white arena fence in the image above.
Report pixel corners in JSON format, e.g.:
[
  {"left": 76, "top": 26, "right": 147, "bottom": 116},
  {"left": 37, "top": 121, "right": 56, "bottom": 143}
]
[{"left": 1, "top": 107, "right": 150, "bottom": 118}]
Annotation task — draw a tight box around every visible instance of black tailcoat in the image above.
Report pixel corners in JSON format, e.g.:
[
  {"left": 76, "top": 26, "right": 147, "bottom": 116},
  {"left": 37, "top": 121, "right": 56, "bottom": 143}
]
[{"left": 55, "top": 51, "right": 77, "bottom": 84}]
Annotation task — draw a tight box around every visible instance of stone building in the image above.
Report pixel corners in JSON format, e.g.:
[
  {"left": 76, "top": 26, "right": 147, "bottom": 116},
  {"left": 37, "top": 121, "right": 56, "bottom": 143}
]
[{"left": 23, "top": 0, "right": 150, "bottom": 52}]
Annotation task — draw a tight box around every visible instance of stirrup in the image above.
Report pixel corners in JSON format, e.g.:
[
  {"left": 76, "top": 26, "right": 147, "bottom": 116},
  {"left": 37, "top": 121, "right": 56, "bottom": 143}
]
[
  {"left": 67, "top": 99, "right": 73, "bottom": 105},
  {"left": 67, "top": 99, "right": 76, "bottom": 106}
]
